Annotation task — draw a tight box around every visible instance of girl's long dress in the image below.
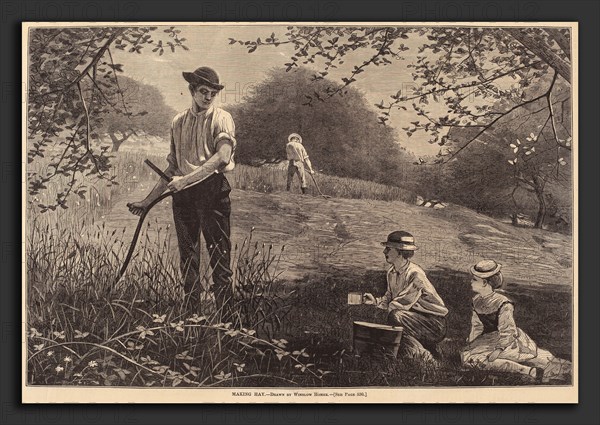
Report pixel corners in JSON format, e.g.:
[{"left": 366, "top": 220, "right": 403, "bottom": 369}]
[{"left": 461, "top": 291, "right": 538, "bottom": 364}]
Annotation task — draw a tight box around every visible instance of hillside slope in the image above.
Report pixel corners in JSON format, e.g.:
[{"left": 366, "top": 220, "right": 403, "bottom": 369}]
[{"left": 108, "top": 185, "right": 573, "bottom": 289}]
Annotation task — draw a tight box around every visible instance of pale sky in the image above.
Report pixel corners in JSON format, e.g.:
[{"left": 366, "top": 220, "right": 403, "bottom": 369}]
[{"left": 113, "top": 25, "right": 449, "bottom": 156}]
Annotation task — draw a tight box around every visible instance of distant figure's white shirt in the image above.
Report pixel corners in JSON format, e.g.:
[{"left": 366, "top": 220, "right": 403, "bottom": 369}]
[{"left": 286, "top": 140, "right": 309, "bottom": 162}]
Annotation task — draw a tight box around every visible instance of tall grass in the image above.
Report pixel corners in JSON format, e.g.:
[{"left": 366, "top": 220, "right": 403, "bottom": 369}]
[
  {"left": 26, "top": 217, "right": 325, "bottom": 387},
  {"left": 230, "top": 164, "right": 415, "bottom": 203}
]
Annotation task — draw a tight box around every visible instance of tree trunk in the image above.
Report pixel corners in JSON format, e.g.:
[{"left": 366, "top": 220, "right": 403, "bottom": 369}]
[
  {"left": 109, "top": 132, "right": 132, "bottom": 152},
  {"left": 503, "top": 28, "right": 571, "bottom": 84},
  {"left": 109, "top": 133, "right": 123, "bottom": 152},
  {"left": 533, "top": 177, "right": 547, "bottom": 229}
]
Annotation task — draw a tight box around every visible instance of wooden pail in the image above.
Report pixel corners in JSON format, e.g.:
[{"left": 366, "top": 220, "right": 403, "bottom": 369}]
[{"left": 353, "top": 321, "right": 403, "bottom": 358}]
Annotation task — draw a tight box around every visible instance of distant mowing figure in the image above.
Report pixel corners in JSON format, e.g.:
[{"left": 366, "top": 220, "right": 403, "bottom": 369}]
[
  {"left": 128, "top": 66, "right": 236, "bottom": 316},
  {"left": 285, "top": 133, "right": 314, "bottom": 194},
  {"left": 461, "top": 260, "right": 572, "bottom": 382}
]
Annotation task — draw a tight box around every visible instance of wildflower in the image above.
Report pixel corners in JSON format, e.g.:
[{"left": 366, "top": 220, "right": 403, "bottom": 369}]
[
  {"left": 225, "top": 329, "right": 239, "bottom": 337},
  {"left": 170, "top": 321, "right": 185, "bottom": 332},
  {"left": 64, "top": 356, "right": 72, "bottom": 363},
  {"left": 275, "top": 349, "right": 290, "bottom": 360},
  {"left": 175, "top": 351, "right": 192, "bottom": 360},
  {"left": 140, "top": 355, "right": 159, "bottom": 366},
  {"left": 187, "top": 314, "right": 206, "bottom": 323},
  {"left": 47, "top": 351, "right": 54, "bottom": 357},
  {"left": 55, "top": 365, "right": 64, "bottom": 373},
  {"left": 73, "top": 373, "right": 83, "bottom": 378},
  {"left": 52, "top": 331, "right": 65, "bottom": 340},
  {"left": 214, "top": 371, "right": 232, "bottom": 381},
  {"left": 88, "top": 360, "right": 98, "bottom": 368},
  {"left": 234, "top": 363, "right": 245, "bottom": 373},
  {"left": 136, "top": 325, "right": 154, "bottom": 339},
  {"left": 28, "top": 327, "right": 42, "bottom": 338},
  {"left": 74, "top": 330, "right": 90, "bottom": 339},
  {"left": 126, "top": 340, "right": 144, "bottom": 351},
  {"left": 152, "top": 314, "right": 166, "bottom": 323},
  {"left": 33, "top": 344, "right": 44, "bottom": 351}
]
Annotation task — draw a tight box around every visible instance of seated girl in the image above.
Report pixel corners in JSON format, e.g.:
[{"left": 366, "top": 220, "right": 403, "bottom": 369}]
[{"left": 461, "top": 259, "right": 571, "bottom": 383}]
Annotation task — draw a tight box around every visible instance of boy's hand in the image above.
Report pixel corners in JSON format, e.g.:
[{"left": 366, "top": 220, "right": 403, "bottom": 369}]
[
  {"left": 363, "top": 293, "right": 376, "bottom": 305},
  {"left": 167, "top": 176, "right": 188, "bottom": 193}
]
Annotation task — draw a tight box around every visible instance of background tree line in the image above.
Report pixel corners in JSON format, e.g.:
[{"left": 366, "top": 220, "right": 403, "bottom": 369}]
[{"left": 230, "top": 66, "right": 571, "bottom": 233}]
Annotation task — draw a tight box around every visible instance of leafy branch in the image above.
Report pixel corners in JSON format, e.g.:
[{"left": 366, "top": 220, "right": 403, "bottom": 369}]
[{"left": 27, "top": 26, "right": 188, "bottom": 211}]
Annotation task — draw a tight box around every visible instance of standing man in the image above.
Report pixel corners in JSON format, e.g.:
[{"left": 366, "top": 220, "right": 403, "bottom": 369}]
[
  {"left": 363, "top": 231, "right": 448, "bottom": 362},
  {"left": 285, "top": 133, "right": 314, "bottom": 194},
  {"left": 128, "top": 66, "right": 236, "bottom": 315}
]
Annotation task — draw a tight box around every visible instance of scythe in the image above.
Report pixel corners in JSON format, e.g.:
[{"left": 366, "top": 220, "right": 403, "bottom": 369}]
[{"left": 116, "top": 159, "right": 173, "bottom": 282}]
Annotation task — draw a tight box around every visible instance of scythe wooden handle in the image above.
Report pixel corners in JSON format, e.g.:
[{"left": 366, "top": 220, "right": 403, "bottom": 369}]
[{"left": 144, "top": 159, "right": 172, "bottom": 182}]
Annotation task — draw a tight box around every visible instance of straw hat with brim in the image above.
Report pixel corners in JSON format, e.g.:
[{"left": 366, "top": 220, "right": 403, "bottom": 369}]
[
  {"left": 182, "top": 67, "right": 224, "bottom": 90},
  {"left": 381, "top": 231, "right": 418, "bottom": 251},
  {"left": 288, "top": 133, "right": 302, "bottom": 143},
  {"left": 470, "top": 259, "right": 502, "bottom": 279}
]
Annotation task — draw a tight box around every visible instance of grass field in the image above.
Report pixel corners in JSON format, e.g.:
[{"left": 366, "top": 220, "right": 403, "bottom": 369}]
[
  {"left": 26, "top": 151, "right": 573, "bottom": 387},
  {"left": 29, "top": 151, "right": 414, "bottom": 228}
]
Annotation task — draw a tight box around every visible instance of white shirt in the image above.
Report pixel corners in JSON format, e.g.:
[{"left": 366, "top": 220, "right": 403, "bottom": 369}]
[
  {"left": 286, "top": 141, "right": 309, "bottom": 162},
  {"left": 376, "top": 261, "right": 448, "bottom": 317},
  {"left": 167, "top": 106, "right": 236, "bottom": 175}
]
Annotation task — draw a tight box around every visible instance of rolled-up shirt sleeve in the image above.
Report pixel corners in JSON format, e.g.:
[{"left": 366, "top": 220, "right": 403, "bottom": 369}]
[
  {"left": 299, "top": 144, "right": 309, "bottom": 161},
  {"left": 376, "top": 291, "right": 392, "bottom": 310},
  {"left": 213, "top": 110, "right": 237, "bottom": 154}
]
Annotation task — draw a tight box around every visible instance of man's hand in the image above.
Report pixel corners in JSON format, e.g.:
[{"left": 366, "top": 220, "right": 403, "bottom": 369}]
[
  {"left": 167, "top": 176, "right": 188, "bottom": 193},
  {"left": 487, "top": 348, "right": 503, "bottom": 362},
  {"left": 127, "top": 201, "right": 148, "bottom": 216},
  {"left": 309, "top": 169, "right": 315, "bottom": 175},
  {"left": 363, "top": 293, "right": 376, "bottom": 305}
]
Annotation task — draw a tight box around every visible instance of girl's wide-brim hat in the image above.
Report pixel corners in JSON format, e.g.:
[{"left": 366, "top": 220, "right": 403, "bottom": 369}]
[
  {"left": 288, "top": 133, "right": 302, "bottom": 143},
  {"left": 182, "top": 66, "right": 225, "bottom": 91},
  {"left": 470, "top": 259, "right": 502, "bottom": 278},
  {"left": 381, "top": 231, "right": 418, "bottom": 251}
]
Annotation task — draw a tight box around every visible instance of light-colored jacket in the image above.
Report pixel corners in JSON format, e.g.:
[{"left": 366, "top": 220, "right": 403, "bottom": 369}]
[{"left": 376, "top": 262, "right": 448, "bottom": 317}]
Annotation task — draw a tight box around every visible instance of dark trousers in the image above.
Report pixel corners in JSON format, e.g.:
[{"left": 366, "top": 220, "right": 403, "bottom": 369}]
[
  {"left": 172, "top": 174, "right": 233, "bottom": 313},
  {"left": 286, "top": 160, "right": 307, "bottom": 190},
  {"left": 387, "top": 309, "right": 447, "bottom": 357}
]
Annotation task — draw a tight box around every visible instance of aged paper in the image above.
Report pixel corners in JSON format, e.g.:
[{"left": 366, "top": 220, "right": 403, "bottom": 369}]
[{"left": 23, "top": 21, "right": 577, "bottom": 403}]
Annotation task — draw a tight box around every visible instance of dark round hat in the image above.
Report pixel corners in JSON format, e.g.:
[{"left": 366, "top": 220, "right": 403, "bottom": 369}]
[{"left": 182, "top": 66, "right": 224, "bottom": 90}]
